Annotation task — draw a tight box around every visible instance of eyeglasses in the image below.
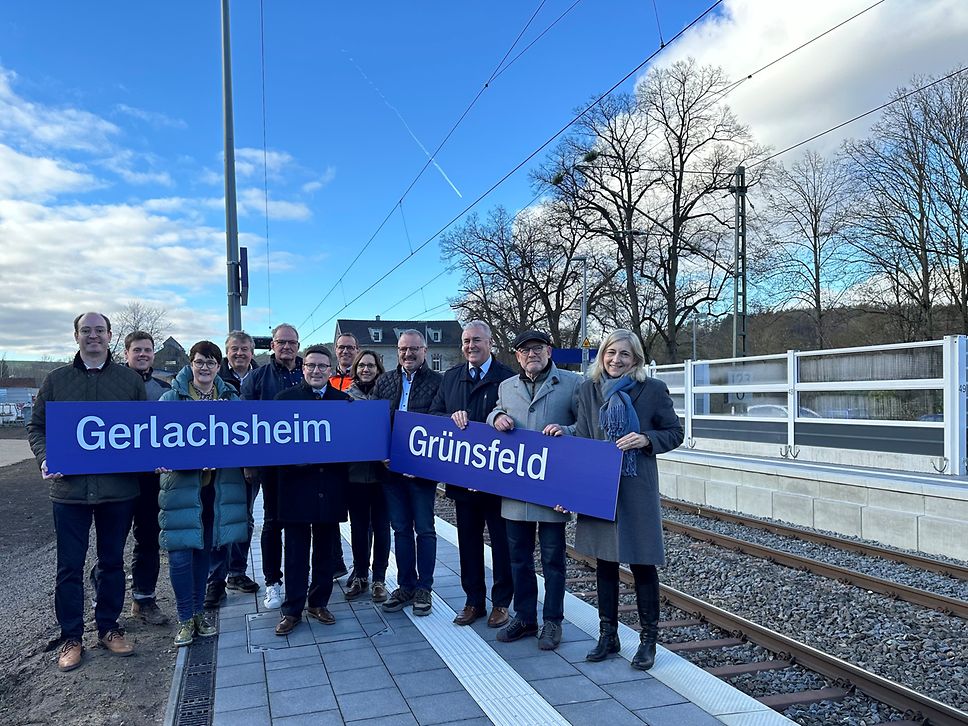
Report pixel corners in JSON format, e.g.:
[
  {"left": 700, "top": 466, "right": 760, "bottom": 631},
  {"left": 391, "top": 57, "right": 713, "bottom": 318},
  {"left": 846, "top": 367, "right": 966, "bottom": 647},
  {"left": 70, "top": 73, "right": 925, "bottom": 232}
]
[
  {"left": 336, "top": 345, "right": 358, "bottom": 351},
  {"left": 517, "top": 345, "right": 546, "bottom": 355},
  {"left": 273, "top": 339, "right": 299, "bottom": 347},
  {"left": 303, "top": 363, "right": 331, "bottom": 371},
  {"left": 357, "top": 363, "right": 377, "bottom": 369},
  {"left": 192, "top": 360, "right": 217, "bottom": 369},
  {"left": 397, "top": 346, "right": 423, "bottom": 353}
]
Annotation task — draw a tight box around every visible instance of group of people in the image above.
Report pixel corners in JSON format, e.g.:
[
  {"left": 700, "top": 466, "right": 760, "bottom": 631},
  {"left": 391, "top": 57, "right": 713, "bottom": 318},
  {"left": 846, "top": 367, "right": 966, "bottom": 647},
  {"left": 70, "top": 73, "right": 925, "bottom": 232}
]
[{"left": 29, "top": 312, "right": 683, "bottom": 676}]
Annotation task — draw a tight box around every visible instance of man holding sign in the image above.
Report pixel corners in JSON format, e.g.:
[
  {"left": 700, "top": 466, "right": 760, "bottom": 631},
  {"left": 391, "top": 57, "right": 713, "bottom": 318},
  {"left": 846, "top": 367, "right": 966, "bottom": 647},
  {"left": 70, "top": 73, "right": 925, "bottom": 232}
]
[
  {"left": 28, "top": 312, "right": 146, "bottom": 672},
  {"left": 487, "top": 330, "right": 581, "bottom": 651}
]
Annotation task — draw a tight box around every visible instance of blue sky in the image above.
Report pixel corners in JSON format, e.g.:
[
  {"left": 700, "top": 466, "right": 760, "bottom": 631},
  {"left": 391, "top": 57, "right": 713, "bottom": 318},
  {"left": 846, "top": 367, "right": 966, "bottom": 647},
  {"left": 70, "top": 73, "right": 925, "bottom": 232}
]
[{"left": 1, "top": 1, "right": 965, "bottom": 358}]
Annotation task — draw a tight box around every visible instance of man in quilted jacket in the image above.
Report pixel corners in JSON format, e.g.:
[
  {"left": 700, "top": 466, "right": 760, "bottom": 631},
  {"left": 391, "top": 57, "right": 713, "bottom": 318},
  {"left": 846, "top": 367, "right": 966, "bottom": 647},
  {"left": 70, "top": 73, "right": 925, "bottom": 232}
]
[{"left": 28, "top": 312, "right": 146, "bottom": 672}]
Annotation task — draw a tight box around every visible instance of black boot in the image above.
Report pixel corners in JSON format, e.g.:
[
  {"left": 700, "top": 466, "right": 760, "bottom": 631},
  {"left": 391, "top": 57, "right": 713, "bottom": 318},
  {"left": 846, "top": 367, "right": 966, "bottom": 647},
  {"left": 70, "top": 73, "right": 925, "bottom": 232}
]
[
  {"left": 631, "top": 566, "right": 660, "bottom": 670},
  {"left": 586, "top": 617, "right": 621, "bottom": 662}
]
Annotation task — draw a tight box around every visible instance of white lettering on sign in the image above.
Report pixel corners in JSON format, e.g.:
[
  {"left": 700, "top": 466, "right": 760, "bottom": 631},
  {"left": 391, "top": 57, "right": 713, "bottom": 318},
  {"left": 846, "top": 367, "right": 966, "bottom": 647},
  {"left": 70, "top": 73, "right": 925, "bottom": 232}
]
[
  {"left": 407, "top": 425, "right": 548, "bottom": 480},
  {"left": 76, "top": 414, "right": 332, "bottom": 450}
]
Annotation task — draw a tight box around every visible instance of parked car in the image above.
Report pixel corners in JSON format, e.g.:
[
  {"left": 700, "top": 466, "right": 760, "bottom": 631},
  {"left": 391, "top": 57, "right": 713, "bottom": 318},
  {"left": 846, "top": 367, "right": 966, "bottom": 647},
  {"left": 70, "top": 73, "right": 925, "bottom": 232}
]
[{"left": 746, "top": 404, "right": 822, "bottom": 419}]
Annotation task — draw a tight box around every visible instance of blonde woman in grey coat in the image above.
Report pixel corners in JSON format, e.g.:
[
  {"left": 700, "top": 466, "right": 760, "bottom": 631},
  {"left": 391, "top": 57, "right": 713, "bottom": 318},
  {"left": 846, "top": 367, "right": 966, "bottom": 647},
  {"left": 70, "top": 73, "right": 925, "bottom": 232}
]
[
  {"left": 486, "top": 330, "right": 582, "bottom": 651},
  {"left": 574, "top": 329, "right": 683, "bottom": 670}
]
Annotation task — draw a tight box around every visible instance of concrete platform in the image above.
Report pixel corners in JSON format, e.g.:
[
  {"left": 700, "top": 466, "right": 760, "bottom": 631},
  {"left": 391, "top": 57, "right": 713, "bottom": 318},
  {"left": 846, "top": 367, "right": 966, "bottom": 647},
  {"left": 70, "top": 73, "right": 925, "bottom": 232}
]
[
  {"left": 0, "top": 439, "right": 32, "bottom": 467},
  {"left": 169, "top": 502, "right": 792, "bottom": 725}
]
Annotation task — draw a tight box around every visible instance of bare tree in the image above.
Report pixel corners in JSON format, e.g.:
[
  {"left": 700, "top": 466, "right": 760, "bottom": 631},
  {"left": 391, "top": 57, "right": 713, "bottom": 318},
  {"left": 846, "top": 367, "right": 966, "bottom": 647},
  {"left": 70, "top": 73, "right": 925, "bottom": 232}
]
[
  {"left": 110, "top": 301, "right": 170, "bottom": 356},
  {"left": 757, "top": 151, "right": 859, "bottom": 347}
]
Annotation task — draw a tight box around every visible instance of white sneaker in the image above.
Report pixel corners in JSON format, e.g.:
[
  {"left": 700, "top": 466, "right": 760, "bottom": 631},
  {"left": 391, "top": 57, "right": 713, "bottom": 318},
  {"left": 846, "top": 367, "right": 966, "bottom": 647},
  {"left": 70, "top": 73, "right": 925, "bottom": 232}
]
[{"left": 263, "top": 582, "right": 283, "bottom": 609}]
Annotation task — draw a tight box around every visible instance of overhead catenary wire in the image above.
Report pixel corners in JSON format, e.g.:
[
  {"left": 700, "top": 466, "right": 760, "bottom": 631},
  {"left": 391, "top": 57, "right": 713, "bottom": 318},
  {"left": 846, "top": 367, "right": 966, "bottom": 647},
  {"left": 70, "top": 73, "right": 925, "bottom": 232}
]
[
  {"left": 299, "top": 0, "right": 725, "bottom": 340},
  {"left": 259, "top": 0, "right": 272, "bottom": 329},
  {"left": 297, "top": 0, "right": 578, "bottom": 330}
]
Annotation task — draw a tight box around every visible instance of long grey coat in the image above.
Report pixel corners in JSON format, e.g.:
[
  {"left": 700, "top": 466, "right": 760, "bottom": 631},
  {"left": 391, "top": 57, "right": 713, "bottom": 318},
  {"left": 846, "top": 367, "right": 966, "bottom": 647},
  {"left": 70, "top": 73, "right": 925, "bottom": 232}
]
[
  {"left": 486, "top": 363, "right": 582, "bottom": 523},
  {"left": 574, "top": 376, "right": 683, "bottom": 565}
]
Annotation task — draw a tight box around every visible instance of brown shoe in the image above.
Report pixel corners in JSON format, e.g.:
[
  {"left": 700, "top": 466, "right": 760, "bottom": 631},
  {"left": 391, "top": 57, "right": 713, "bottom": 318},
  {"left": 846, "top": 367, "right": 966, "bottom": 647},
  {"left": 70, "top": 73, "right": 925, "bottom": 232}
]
[
  {"left": 131, "top": 599, "right": 169, "bottom": 626},
  {"left": 453, "top": 605, "right": 486, "bottom": 626},
  {"left": 371, "top": 581, "right": 388, "bottom": 603},
  {"left": 487, "top": 607, "right": 510, "bottom": 628},
  {"left": 275, "top": 615, "right": 300, "bottom": 636},
  {"left": 57, "top": 639, "right": 84, "bottom": 672},
  {"left": 99, "top": 629, "right": 134, "bottom": 656},
  {"left": 307, "top": 606, "right": 335, "bottom": 625},
  {"left": 344, "top": 577, "right": 368, "bottom": 601}
]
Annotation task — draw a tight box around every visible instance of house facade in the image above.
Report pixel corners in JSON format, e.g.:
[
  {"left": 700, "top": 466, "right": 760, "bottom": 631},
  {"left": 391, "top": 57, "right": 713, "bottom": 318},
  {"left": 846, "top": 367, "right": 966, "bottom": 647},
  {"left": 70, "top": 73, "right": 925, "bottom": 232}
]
[{"left": 334, "top": 317, "right": 464, "bottom": 372}]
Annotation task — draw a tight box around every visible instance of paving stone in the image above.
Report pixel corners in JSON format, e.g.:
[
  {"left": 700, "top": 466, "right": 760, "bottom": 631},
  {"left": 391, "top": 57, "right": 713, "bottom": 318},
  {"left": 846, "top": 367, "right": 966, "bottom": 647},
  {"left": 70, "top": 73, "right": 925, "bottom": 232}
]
[
  {"left": 286, "top": 626, "right": 321, "bottom": 647},
  {"left": 363, "top": 619, "right": 392, "bottom": 636},
  {"left": 348, "top": 714, "right": 418, "bottom": 726},
  {"left": 217, "top": 616, "right": 247, "bottom": 634},
  {"left": 634, "top": 702, "right": 723, "bottom": 725},
  {"left": 559, "top": 621, "right": 594, "bottom": 643},
  {"left": 432, "top": 719, "right": 492, "bottom": 726},
  {"left": 322, "top": 644, "right": 384, "bottom": 672},
  {"left": 249, "top": 626, "right": 284, "bottom": 647},
  {"left": 319, "top": 636, "right": 375, "bottom": 656},
  {"left": 212, "top": 705, "right": 270, "bottom": 725},
  {"left": 382, "top": 647, "right": 445, "bottom": 675},
  {"left": 269, "top": 684, "right": 338, "bottom": 718},
  {"left": 266, "top": 663, "right": 330, "bottom": 691},
  {"left": 264, "top": 655, "right": 323, "bottom": 672},
  {"left": 392, "top": 667, "right": 464, "bottom": 698},
  {"left": 378, "top": 640, "right": 433, "bottom": 656},
  {"left": 246, "top": 612, "right": 279, "bottom": 630},
  {"left": 407, "top": 690, "right": 486, "bottom": 724},
  {"left": 557, "top": 698, "right": 644, "bottom": 725},
  {"left": 216, "top": 646, "right": 263, "bottom": 668},
  {"left": 215, "top": 661, "right": 265, "bottom": 688},
  {"left": 574, "top": 657, "right": 654, "bottom": 685},
  {"left": 507, "top": 653, "right": 580, "bottom": 681},
  {"left": 214, "top": 682, "right": 268, "bottom": 712},
  {"left": 370, "top": 628, "right": 427, "bottom": 648},
  {"left": 337, "top": 685, "right": 410, "bottom": 721},
  {"left": 530, "top": 674, "right": 609, "bottom": 705},
  {"left": 274, "top": 710, "right": 345, "bottom": 726},
  {"left": 555, "top": 639, "right": 596, "bottom": 664},
  {"left": 216, "top": 629, "right": 248, "bottom": 649},
  {"left": 603, "top": 679, "right": 688, "bottom": 710},
  {"left": 330, "top": 664, "right": 396, "bottom": 695},
  {"left": 264, "top": 643, "right": 323, "bottom": 663}
]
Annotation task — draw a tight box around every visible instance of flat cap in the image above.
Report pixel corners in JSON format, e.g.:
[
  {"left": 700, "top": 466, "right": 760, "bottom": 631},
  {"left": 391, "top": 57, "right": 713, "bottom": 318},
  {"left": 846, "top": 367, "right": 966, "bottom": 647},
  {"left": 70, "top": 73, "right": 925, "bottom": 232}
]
[{"left": 512, "top": 329, "right": 552, "bottom": 349}]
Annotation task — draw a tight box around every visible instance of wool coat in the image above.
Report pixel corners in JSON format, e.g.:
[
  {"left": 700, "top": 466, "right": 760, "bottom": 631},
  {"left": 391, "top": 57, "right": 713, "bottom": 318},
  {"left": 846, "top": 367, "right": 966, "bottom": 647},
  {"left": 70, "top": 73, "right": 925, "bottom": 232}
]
[
  {"left": 486, "top": 363, "right": 582, "bottom": 523},
  {"left": 573, "top": 376, "right": 683, "bottom": 565},
  {"left": 157, "top": 367, "right": 247, "bottom": 551},
  {"left": 28, "top": 353, "right": 147, "bottom": 504},
  {"left": 271, "top": 382, "right": 351, "bottom": 524}
]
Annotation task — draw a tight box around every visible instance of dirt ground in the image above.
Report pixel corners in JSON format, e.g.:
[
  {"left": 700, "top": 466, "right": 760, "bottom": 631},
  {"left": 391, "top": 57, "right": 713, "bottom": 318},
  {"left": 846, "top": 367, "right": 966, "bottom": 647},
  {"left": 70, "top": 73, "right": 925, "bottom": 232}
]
[{"left": 0, "top": 427, "right": 177, "bottom": 726}]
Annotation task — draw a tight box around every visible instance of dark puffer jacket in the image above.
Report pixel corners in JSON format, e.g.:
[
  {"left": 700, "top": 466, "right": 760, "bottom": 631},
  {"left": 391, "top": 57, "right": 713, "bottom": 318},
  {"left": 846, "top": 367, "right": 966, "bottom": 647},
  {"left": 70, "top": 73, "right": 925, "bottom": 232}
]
[
  {"left": 373, "top": 361, "right": 442, "bottom": 418},
  {"left": 156, "top": 367, "right": 247, "bottom": 551},
  {"left": 28, "top": 353, "right": 146, "bottom": 504}
]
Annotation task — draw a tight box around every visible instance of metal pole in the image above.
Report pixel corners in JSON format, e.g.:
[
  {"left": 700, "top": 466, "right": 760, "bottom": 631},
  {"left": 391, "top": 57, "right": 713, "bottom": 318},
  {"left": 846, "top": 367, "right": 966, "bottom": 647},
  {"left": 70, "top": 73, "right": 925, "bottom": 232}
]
[
  {"left": 578, "top": 256, "right": 589, "bottom": 374},
  {"left": 731, "top": 166, "right": 747, "bottom": 357},
  {"left": 222, "top": 0, "right": 242, "bottom": 332}
]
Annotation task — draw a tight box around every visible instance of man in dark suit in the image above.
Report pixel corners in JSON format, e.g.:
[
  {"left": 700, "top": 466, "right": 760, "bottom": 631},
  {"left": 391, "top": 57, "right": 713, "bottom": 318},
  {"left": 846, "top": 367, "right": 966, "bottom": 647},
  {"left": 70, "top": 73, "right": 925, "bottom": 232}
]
[
  {"left": 271, "top": 345, "right": 351, "bottom": 635},
  {"left": 430, "top": 320, "right": 515, "bottom": 628}
]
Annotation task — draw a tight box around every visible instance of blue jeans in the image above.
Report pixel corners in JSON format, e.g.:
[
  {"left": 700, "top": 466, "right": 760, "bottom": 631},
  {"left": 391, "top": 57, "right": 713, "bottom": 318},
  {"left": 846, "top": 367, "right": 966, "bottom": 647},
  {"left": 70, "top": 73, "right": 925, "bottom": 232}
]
[
  {"left": 52, "top": 498, "right": 135, "bottom": 640},
  {"left": 168, "top": 486, "right": 214, "bottom": 622},
  {"left": 506, "top": 519, "right": 566, "bottom": 624},
  {"left": 383, "top": 474, "right": 436, "bottom": 592}
]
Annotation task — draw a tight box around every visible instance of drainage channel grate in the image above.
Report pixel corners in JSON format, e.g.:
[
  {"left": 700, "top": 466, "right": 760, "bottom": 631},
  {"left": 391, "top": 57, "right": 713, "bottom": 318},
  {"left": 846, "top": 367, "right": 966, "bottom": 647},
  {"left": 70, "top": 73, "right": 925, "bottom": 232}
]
[{"left": 173, "top": 615, "right": 219, "bottom": 726}]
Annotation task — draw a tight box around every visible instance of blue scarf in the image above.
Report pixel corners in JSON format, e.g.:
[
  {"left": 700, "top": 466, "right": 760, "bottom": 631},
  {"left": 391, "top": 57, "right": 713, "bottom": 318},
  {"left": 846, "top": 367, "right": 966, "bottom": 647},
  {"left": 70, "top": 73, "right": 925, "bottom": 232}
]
[{"left": 598, "top": 374, "right": 640, "bottom": 476}]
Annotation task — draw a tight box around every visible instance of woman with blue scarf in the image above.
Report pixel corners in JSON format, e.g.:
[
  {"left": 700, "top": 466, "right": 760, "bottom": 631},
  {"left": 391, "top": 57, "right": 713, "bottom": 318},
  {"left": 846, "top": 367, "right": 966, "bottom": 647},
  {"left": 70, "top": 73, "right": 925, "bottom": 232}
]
[{"left": 573, "top": 329, "right": 683, "bottom": 670}]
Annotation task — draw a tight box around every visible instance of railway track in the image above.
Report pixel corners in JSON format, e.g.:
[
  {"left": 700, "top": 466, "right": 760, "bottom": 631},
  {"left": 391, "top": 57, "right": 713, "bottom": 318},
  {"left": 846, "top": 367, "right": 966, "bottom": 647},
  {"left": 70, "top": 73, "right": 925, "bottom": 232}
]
[
  {"left": 660, "top": 497, "right": 968, "bottom": 582},
  {"left": 565, "top": 545, "right": 968, "bottom": 726}
]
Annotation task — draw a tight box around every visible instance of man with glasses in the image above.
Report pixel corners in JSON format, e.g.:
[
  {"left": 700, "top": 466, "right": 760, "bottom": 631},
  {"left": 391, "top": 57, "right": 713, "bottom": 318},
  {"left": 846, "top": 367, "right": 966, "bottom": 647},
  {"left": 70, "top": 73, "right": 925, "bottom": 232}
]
[
  {"left": 374, "top": 330, "right": 442, "bottom": 616},
  {"left": 29, "top": 312, "right": 146, "bottom": 671},
  {"left": 326, "top": 332, "right": 360, "bottom": 580},
  {"left": 272, "top": 346, "right": 351, "bottom": 635},
  {"left": 487, "top": 330, "right": 581, "bottom": 650},
  {"left": 233, "top": 324, "right": 304, "bottom": 611},
  {"left": 430, "top": 320, "right": 515, "bottom": 628},
  {"left": 208, "top": 330, "right": 263, "bottom": 599}
]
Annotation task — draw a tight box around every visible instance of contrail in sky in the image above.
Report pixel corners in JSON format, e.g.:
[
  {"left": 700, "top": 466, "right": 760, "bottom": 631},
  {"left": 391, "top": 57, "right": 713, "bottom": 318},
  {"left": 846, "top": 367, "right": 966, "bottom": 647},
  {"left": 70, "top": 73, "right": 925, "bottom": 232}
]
[{"left": 342, "top": 51, "right": 463, "bottom": 198}]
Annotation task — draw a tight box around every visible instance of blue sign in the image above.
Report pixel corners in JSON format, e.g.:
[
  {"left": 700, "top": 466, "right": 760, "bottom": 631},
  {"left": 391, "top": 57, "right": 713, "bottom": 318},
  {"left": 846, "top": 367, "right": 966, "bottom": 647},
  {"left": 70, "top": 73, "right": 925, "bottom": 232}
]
[
  {"left": 45, "top": 399, "right": 391, "bottom": 475},
  {"left": 388, "top": 411, "right": 622, "bottom": 520}
]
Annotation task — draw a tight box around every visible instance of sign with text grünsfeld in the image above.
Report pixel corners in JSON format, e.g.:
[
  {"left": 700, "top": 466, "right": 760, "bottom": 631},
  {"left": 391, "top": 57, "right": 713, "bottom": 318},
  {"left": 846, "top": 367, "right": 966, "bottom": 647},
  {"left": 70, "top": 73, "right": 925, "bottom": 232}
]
[
  {"left": 389, "top": 411, "right": 622, "bottom": 520},
  {"left": 45, "top": 400, "right": 391, "bottom": 474}
]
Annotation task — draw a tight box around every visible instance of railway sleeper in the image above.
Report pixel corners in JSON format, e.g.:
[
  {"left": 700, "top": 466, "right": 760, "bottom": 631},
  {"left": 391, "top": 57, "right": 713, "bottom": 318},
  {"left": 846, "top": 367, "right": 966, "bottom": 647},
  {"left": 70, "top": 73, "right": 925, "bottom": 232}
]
[
  {"left": 757, "top": 686, "right": 851, "bottom": 710},
  {"left": 704, "top": 659, "right": 793, "bottom": 677},
  {"left": 663, "top": 637, "right": 744, "bottom": 652}
]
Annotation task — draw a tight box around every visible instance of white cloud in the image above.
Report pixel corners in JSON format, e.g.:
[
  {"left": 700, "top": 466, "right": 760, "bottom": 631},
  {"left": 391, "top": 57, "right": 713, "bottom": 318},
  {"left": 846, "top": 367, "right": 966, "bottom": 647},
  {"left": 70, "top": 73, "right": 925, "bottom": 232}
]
[
  {"left": 101, "top": 149, "right": 174, "bottom": 187},
  {"left": 649, "top": 0, "right": 968, "bottom": 154},
  {"left": 114, "top": 103, "right": 187, "bottom": 129},
  {"left": 236, "top": 188, "right": 312, "bottom": 221},
  {"left": 302, "top": 166, "right": 337, "bottom": 193},
  {"left": 0, "top": 67, "right": 119, "bottom": 153},
  {"left": 0, "top": 143, "right": 96, "bottom": 200},
  {"left": 234, "top": 147, "right": 295, "bottom": 178}
]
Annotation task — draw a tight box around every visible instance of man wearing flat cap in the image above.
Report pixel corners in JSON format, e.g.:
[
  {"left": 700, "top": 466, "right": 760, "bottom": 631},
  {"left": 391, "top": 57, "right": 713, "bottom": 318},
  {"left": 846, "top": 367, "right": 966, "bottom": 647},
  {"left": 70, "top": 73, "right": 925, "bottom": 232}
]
[{"left": 486, "top": 329, "right": 581, "bottom": 651}]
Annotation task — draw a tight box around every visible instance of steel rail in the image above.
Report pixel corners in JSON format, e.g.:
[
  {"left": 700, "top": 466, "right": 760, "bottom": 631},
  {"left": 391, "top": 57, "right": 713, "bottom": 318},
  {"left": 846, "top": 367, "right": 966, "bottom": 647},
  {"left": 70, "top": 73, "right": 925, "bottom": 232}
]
[
  {"left": 661, "top": 497, "right": 968, "bottom": 581},
  {"left": 566, "top": 546, "right": 968, "bottom": 726},
  {"left": 661, "top": 519, "right": 968, "bottom": 619}
]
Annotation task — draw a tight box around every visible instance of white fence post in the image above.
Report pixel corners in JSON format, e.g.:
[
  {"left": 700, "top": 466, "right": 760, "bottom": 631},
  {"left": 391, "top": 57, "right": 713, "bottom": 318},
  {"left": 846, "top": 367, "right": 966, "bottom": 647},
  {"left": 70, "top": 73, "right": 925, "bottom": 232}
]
[
  {"left": 684, "top": 359, "right": 694, "bottom": 446},
  {"left": 943, "top": 335, "right": 967, "bottom": 476},
  {"left": 786, "top": 350, "right": 797, "bottom": 455}
]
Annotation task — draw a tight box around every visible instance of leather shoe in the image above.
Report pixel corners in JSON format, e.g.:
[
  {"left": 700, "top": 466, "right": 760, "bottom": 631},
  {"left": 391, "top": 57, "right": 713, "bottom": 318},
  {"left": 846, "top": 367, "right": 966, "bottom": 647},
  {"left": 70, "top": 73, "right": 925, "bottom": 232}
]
[
  {"left": 99, "top": 629, "right": 134, "bottom": 656},
  {"left": 307, "top": 606, "right": 336, "bottom": 625},
  {"left": 275, "top": 615, "right": 300, "bottom": 636},
  {"left": 487, "top": 606, "right": 510, "bottom": 628},
  {"left": 452, "top": 605, "right": 486, "bottom": 626},
  {"left": 57, "top": 639, "right": 84, "bottom": 672}
]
